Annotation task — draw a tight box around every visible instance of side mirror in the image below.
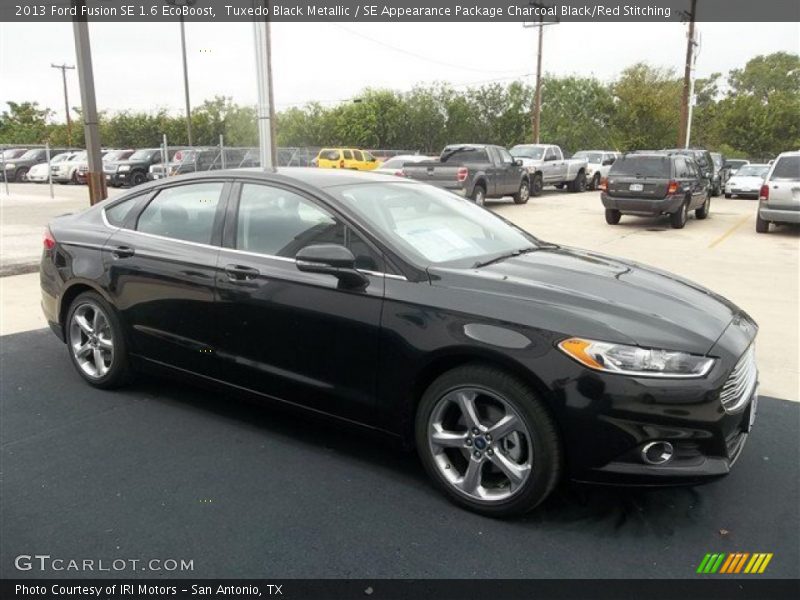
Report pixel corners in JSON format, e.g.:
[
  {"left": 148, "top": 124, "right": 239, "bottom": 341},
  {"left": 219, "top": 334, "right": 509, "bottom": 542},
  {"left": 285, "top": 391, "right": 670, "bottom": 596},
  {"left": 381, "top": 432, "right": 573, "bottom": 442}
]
[
  {"left": 296, "top": 244, "right": 368, "bottom": 289},
  {"left": 514, "top": 159, "right": 523, "bottom": 166}
]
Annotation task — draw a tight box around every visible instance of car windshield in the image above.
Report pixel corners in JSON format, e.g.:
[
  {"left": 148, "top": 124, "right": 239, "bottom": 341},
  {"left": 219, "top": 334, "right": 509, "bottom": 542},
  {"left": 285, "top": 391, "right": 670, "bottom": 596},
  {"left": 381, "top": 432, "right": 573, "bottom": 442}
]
[
  {"left": 51, "top": 153, "right": 72, "bottom": 163},
  {"left": 736, "top": 165, "right": 769, "bottom": 178},
  {"left": 770, "top": 156, "right": 800, "bottom": 180},
  {"left": 319, "top": 150, "right": 340, "bottom": 161},
  {"left": 19, "top": 149, "right": 43, "bottom": 160},
  {"left": 71, "top": 151, "right": 87, "bottom": 161},
  {"left": 610, "top": 156, "right": 671, "bottom": 178},
  {"left": 727, "top": 160, "right": 748, "bottom": 169},
  {"left": 330, "top": 182, "right": 538, "bottom": 267},
  {"left": 711, "top": 154, "right": 723, "bottom": 167},
  {"left": 104, "top": 150, "right": 132, "bottom": 162},
  {"left": 129, "top": 150, "right": 154, "bottom": 161},
  {"left": 572, "top": 151, "right": 603, "bottom": 163},
  {"left": 510, "top": 146, "right": 544, "bottom": 160}
]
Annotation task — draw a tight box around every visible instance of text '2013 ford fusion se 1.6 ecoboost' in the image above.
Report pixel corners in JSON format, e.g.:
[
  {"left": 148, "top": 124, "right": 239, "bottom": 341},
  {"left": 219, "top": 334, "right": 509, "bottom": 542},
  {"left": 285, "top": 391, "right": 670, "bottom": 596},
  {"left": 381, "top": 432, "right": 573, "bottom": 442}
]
[{"left": 40, "top": 168, "right": 758, "bottom": 517}]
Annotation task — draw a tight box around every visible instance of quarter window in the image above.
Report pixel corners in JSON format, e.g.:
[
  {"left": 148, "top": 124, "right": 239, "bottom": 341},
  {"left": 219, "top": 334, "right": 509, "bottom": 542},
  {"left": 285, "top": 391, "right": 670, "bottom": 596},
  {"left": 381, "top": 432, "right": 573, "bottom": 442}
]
[
  {"left": 136, "top": 182, "right": 224, "bottom": 244},
  {"left": 235, "top": 183, "right": 381, "bottom": 270},
  {"left": 105, "top": 197, "right": 137, "bottom": 227},
  {"left": 353, "top": 150, "right": 364, "bottom": 161}
]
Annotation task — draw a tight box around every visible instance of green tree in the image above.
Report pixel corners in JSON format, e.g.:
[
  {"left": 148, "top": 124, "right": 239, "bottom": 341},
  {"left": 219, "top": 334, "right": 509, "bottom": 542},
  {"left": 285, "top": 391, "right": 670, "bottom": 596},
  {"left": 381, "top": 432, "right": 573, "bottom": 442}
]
[{"left": 0, "top": 102, "right": 52, "bottom": 144}]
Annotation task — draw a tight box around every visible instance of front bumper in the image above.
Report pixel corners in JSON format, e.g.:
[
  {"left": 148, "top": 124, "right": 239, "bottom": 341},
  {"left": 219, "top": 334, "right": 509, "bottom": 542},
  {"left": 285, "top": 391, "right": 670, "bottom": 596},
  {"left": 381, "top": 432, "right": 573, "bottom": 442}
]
[
  {"left": 601, "top": 192, "right": 684, "bottom": 216},
  {"left": 106, "top": 172, "right": 129, "bottom": 186},
  {"left": 759, "top": 206, "right": 800, "bottom": 224}
]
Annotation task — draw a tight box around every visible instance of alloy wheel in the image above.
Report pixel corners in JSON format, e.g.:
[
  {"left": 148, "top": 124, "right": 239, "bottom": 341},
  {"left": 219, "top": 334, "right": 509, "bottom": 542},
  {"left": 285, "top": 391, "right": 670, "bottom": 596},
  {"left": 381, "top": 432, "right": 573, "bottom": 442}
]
[
  {"left": 69, "top": 302, "right": 114, "bottom": 379},
  {"left": 427, "top": 387, "right": 533, "bottom": 502}
]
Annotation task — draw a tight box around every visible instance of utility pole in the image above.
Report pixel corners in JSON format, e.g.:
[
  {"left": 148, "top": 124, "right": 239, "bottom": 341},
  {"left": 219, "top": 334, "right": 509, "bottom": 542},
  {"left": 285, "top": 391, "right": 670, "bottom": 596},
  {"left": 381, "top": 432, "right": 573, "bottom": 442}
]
[
  {"left": 72, "top": 2, "right": 107, "bottom": 205},
  {"left": 524, "top": 3, "right": 558, "bottom": 144},
  {"left": 50, "top": 63, "right": 75, "bottom": 146},
  {"left": 678, "top": 0, "right": 698, "bottom": 148},
  {"left": 253, "top": 2, "right": 277, "bottom": 170},
  {"left": 167, "top": 1, "right": 195, "bottom": 146}
]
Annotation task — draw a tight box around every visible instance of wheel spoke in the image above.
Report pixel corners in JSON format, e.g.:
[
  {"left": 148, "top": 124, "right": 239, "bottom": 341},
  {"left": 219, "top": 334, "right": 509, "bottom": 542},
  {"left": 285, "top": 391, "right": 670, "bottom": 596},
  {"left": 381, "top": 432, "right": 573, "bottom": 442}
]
[
  {"left": 487, "top": 414, "right": 520, "bottom": 441},
  {"left": 93, "top": 348, "right": 107, "bottom": 376},
  {"left": 75, "top": 314, "right": 93, "bottom": 335},
  {"left": 97, "top": 335, "right": 113, "bottom": 350},
  {"left": 93, "top": 309, "right": 104, "bottom": 332},
  {"left": 455, "top": 390, "right": 482, "bottom": 431},
  {"left": 489, "top": 451, "right": 530, "bottom": 488},
  {"left": 431, "top": 427, "right": 468, "bottom": 448},
  {"left": 75, "top": 342, "right": 92, "bottom": 358},
  {"left": 457, "top": 458, "right": 482, "bottom": 494}
]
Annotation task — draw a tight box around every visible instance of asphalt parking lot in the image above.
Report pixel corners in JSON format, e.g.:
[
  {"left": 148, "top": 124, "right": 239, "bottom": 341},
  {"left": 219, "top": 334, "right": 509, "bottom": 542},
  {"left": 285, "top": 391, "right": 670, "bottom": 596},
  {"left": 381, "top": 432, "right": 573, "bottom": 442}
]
[{"left": 1, "top": 182, "right": 798, "bottom": 580}]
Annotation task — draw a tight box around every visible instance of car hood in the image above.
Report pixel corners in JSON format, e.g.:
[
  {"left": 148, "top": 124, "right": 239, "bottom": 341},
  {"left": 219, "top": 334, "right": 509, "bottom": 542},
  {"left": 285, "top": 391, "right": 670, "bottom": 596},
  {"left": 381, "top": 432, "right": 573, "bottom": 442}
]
[
  {"left": 728, "top": 176, "right": 764, "bottom": 187},
  {"left": 108, "top": 160, "right": 147, "bottom": 168},
  {"left": 428, "top": 246, "right": 741, "bottom": 355}
]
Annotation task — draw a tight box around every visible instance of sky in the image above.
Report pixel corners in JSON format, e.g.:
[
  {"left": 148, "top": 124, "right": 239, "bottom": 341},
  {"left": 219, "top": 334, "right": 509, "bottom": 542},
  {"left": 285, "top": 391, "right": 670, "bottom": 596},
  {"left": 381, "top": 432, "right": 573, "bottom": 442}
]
[{"left": 1, "top": 21, "right": 798, "bottom": 122}]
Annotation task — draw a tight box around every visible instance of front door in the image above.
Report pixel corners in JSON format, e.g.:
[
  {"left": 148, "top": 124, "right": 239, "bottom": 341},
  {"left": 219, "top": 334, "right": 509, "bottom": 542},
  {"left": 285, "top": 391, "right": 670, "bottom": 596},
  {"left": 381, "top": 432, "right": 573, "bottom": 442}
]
[{"left": 214, "top": 181, "right": 385, "bottom": 422}]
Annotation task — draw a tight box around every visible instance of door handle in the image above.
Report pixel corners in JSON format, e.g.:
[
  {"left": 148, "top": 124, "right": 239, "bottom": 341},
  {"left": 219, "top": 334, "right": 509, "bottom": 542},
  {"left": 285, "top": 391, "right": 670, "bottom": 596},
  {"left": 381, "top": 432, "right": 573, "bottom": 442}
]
[
  {"left": 224, "top": 264, "right": 260, "bottom": 281},
  {"left": 111, "top": 245, "right": 135, "bottom": 259}
]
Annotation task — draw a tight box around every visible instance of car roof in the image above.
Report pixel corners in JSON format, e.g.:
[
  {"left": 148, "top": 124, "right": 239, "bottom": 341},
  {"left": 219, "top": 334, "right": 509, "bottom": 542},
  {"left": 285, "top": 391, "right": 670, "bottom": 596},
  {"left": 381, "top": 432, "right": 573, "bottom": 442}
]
[
  {"left": 164, "top": 167, "right": 411, "bottom": 188},
  {"left": 776, "top": 151, "right": 800, "bottom": 157}
]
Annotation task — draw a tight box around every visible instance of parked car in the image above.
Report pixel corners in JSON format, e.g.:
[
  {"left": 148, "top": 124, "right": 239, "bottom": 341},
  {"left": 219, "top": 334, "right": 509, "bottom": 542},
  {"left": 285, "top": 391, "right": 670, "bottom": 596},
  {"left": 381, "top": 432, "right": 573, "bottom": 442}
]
[
  {"left": 316, "top": 148, "right": 381, "bottom": 170},
  {"left": 571, "top": 150, "right": 620, "bottom": 190},
  {"left": 600, "top": 152, "right": 711, "bottom": 229},
  {"left": 149, "top": 147, "right": 260, "bottom": 181},
  {"left": 724, "top": 164, "right": 770, "bottom": 199},
  {"left": 509, "top": 144, "right": 588, "bottom": 195},
  {"left": 51, "top": 151, "right": 88, "bottom": 184},
  {"left": 105, "top": 148, "right": 171, "bottom": 187},
  {"left": 2, "top": 147, "right": 71, "bottom": 182},
  {"left": 0, "top": 148, "right": 28, "bottom": 162},
  {"left": 756, "top": 151, "right": 800, "bottom": 233},
  {"left": 76, "top": 149, "right": 135, "bottom": 184},
  {"left": 373, "top": 154, "right": 432, "bottom": 176},
  {"left": 403, "top": 144, "right": 530, "bottom": 205},
  {"left": 662, "top": 148, "right": 718, "bottom": 196},
  {"left": 27, "top": 151, "right": 78, "bottom": 183},
  {"left": 724, "top": 159, "right": 750, "bottom": 175},
  {"left": 41, "top": 168, "right": 759, "bottom": 517}
]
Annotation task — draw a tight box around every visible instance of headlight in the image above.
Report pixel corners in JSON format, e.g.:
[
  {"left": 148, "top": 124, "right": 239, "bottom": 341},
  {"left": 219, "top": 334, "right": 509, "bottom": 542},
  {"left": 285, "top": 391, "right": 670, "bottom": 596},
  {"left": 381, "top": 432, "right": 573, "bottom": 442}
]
[
  {"left": 558, "top": 337, "right": 715, "bottom": 378},
  {"left": 5, "top": 163, "right": 15, "bottom": 169},
  {"left": 118, "top": 165, "right": 130, "bottom": 172}
]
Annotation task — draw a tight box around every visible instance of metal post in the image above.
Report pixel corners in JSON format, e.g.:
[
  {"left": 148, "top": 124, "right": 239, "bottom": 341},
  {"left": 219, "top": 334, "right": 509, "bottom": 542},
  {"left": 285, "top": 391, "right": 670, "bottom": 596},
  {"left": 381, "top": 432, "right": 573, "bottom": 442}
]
[
  {"left": 253, "top": 7, "right": 276, "bottom": 171},
  {"left": 219, "top": 135, "right": 226, "bottom": 169},
  {"left": 179, "top": 15, "right": 193, "bottom": 146},
  {"left": 162, "top": 134, "right": 169, "bottom": 178},
  {"left": 46, "top": 142, "right": 54, "bottom": 199},
  {"left": 72, "top": 5, "right": 106, "bottom": 205},
  {"left": 1, "top": 145, "right": 8, "bottom": 196},
  {"left": 533, "top": 15, "right": 543, "bottom": 144}
]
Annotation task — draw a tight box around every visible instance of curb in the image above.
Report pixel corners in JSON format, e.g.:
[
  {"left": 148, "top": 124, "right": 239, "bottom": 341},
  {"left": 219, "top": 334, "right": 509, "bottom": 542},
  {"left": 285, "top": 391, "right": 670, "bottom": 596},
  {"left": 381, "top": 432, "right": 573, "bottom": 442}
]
[{"left": 0, "top": 262, "right": 39, "bottom": 278}]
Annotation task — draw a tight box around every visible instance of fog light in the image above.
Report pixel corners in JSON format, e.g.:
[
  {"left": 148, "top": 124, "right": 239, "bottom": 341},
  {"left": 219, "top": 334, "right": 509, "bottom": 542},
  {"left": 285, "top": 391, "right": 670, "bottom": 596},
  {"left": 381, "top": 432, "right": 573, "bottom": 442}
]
[{"left": 641, "top": 441, "right": 674, "bottom": 465}]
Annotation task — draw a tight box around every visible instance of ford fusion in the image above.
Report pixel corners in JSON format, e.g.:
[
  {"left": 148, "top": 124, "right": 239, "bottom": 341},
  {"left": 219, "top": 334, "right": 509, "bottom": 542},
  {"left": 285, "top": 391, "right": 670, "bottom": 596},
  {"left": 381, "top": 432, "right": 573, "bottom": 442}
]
[{"left": 40, "top": 169, "right": 758, "bottom": 517}]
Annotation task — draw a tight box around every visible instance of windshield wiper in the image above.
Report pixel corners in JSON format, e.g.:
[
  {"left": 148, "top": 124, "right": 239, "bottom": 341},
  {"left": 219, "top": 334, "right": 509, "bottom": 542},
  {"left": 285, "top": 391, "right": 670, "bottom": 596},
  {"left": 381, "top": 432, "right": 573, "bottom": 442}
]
[{"left": 473, "top": 247, "right": 539, "bottom": 269}]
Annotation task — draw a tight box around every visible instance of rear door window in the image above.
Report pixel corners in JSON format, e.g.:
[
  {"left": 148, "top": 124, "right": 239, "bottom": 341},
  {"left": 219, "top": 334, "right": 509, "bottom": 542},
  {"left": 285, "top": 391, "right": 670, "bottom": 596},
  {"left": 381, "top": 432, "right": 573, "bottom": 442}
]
[
  {"left": 136, "top": 182, "right": 224, "bottom": 244},
  {"left": 343, "top": 150, "right": 354, "bottom": 160},
  {"left": 353, "top": 150, "right": 364, "bottom": 161}
]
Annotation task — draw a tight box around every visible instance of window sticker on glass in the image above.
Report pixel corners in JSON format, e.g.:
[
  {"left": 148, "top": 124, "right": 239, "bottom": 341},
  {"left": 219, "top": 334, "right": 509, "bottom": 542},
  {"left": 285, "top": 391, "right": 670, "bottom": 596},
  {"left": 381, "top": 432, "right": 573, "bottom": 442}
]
[{"left": 397, "top": 226, "right": 477, "bottom": 262}]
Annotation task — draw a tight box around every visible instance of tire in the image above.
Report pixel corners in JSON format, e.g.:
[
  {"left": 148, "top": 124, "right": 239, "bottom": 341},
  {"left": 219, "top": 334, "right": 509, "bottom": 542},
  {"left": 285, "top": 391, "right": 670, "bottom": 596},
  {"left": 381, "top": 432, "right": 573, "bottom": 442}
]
[
  {"left": 70, "top": 170, "right": 78, "bottom": 184},
  {"left": 15, "top": 167, "right": 29, "bottom": 182},
  {"left": 712, "top": 183, "right": 721, "bottom": 197},
  {"left": 755, "top": 212, "right": 769, "bottom": 233},
  {"left": 695, "top": 194, "right": 711, "bottom": 220},
  {"left": 66, "top": 291, "right": 133, "bottom": 389},
  {"left": 471, "top": 185, "right": 486, "bottom": 206},
  {"left": 590, "top": 173, "right": 601, "bottom": 191},
  {"left": 513, "top": 179, "right": 530, "bottom": 204},
  {"left": 724, "top": 193, "right": 732, "bottom": 199},
  {"left": 415, "top": 364, "right": 562, "bottom": 517},
  {"left": 605, "top": 209, "right": 621, "bottom": 225},
  {"left": 568, "top": 171, "right": 587, "bottom": 193},
  {"left": 530, "top": 173, "right": 543, "bottom": 197},
  {"left": 130, "top": 171, "right": 147, "bottom": 187},
  {"left": 670, "top": 199, "right": 689, "bottom": 229}
]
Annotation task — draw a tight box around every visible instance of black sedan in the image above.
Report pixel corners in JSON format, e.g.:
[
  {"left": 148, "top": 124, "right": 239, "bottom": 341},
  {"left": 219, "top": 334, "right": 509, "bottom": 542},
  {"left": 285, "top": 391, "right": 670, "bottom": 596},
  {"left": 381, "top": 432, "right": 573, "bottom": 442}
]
[{"left": 40, "top": 169, "right": 759, "bottom": 517}]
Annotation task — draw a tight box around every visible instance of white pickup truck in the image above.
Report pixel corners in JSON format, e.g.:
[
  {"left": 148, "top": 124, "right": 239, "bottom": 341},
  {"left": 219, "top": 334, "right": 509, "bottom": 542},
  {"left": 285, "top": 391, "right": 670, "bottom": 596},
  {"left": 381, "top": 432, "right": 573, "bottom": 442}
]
[{"left": 509, "top": 144, "right": 588, "bottom": 196}]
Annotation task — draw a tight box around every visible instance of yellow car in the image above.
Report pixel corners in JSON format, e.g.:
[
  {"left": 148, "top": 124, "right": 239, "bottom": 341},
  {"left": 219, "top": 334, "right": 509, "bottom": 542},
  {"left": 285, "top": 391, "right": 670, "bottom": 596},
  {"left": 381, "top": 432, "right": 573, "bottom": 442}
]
[{"left": 316, "top": 148, "right": 381, "bottom": 170}]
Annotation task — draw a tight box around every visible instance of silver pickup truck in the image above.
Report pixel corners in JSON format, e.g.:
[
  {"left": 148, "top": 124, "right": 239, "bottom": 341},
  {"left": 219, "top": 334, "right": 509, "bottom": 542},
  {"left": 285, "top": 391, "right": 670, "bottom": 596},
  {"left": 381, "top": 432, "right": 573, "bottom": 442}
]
[{"left": 509, "top": 144, "right": 588, "bottom": 195}]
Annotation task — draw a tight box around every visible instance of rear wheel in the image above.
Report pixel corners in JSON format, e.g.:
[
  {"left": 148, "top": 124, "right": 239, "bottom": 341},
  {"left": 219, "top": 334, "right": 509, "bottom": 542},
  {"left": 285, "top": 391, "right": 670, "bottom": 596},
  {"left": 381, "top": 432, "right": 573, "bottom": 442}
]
[
  {"left": 471, "top": 185, "right": 486, "bottom": 206},
  {"left": 513, "top": 179, "right": 530, "bottom": 204},
  {"left": 590, "top": 173, "right": 601, "bottom": 191},
  {"left": 531, "top": 173, "right": 543, "bottom": 197},
  {"left": 670, "top": 199, "right": 689, "bottom": 229},
  {"left": 66, "top": 291, "right": 133, "bottom": 389},
  {"left": 416, "top": 364, "right": 562, "bottom": 517},
  {"left": 695, "top": 194, "right": 711, "bottom": 219},
  {"left": 568, "top": 171, "right": 587, "bottom": 193},
  {"left": 605, "top": 209, "right": 621, "bottom": 225},
  {"left": 755, "top": 212, "right": 770, "bottom": 233},
  {"left": 15, "top": 167, "right": 29, "bottom": 182}
]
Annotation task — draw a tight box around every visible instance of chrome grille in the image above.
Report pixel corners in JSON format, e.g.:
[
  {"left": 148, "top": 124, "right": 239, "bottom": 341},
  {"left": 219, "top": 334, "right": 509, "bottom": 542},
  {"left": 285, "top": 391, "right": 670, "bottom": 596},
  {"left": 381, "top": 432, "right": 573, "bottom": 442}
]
[
  {"left": 720, "top": 345, "right": 757, "bottom": 413},
  {"left": 103, "top": 164, "right": 116, "bottom": 174}
]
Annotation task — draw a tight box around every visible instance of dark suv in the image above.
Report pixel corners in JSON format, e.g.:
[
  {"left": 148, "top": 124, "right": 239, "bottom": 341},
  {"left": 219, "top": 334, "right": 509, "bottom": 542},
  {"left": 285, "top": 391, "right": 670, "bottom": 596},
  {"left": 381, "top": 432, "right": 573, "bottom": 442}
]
[
  {"left": 662, "top": 148, "right": 719, "bottom": 196},
  {"left": 105, "top": 148, "right": 173, "bottom": 187},
  {"left": 601, "top": 152, "right": 711, "bottom": 229},
  {"left": 2, "top": 147, "right": 71, "bottom": 182}
]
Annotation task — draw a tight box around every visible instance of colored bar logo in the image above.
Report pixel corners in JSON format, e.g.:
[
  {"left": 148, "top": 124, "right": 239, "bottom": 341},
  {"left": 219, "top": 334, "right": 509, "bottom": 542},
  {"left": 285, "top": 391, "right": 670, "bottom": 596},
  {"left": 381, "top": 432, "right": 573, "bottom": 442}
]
[{"left": 697, "top": 552, "right": 773, "bottom": 574}]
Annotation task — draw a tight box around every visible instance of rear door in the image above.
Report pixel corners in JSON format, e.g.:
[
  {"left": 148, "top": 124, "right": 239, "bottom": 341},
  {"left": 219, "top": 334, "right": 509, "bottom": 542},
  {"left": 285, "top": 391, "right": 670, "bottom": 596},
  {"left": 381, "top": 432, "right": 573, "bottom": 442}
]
[
  {"left": 765, "top": 154, "right": 800, "bottom": 210},
  {"left": 607, "top": 155, "right": 671, "bottom": 199},
  {"left": 496, "top": 146, "right": 520, "bottom": 195},
  {"left": 103, "top": 180, "right": 229, "bottom": 375},
  {"left": 342, "top": 149, "right": 356, "bottom": 169},
  {"left": 541, "top": 146, "right": 561, "bottom": 183},
  {"left": 213, "top": 180, "right": 385, "bottom": 422}
]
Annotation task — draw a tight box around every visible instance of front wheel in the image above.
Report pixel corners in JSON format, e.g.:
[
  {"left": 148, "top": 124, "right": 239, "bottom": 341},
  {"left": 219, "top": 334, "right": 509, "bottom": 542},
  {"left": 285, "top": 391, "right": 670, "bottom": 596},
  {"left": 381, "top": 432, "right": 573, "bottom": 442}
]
[
  {"left": 129, "top": 171, "right": 147, "bottom": 187},
  {"left": 530, "top": 173, "right": 543, "bottom": 197},
  {"left": 695, "top": 194, "right": 711, "bottom": 220},
  {"left": 513, "top": 179, "right": 530, "bottom": 204},
  {"left": 66, "top": 291, "right": 133, "bottom": 389},
  {"left": 416, "top": 364, "right": 562, "bottom": 517},
  {"left": 590, "top": 173, "right": 601, "bottom": 191}
]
